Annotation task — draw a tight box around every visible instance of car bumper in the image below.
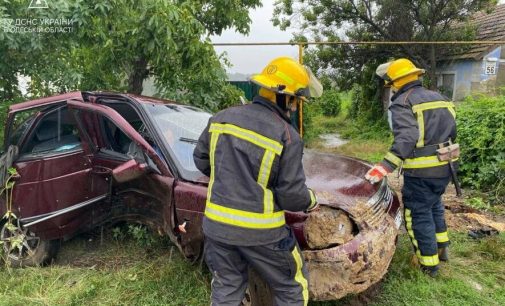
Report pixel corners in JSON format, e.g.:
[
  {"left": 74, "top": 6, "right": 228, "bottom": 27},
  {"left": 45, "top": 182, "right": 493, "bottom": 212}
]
[{"left": 303, "top": 215, "right": 398, "bottom": 301}]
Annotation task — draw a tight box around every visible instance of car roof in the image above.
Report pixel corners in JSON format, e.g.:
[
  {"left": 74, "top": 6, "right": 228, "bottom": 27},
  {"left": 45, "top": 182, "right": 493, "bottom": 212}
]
[
  {"left": 9, "top": 91, "right": 182, "bottom": 113},
  {"left": 121, "top": 93, "right": 180, "bottom": 106},
  {"left": 9, "top": 91, "right": 84, "bottom": 112}
]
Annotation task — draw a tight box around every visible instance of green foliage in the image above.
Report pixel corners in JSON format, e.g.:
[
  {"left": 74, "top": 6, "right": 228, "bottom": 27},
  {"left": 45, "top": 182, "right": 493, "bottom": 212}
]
[
  {"left": 315, "top": 89, "right": 342, "bottom": 117},
  {"left": 457, "top": 95, "right": 505, "bottom": 204},
  {"left": 349, "top": 81, "right": 384, "bottom": 122},
  {"left": 0, "top": 0, "right": 259, "bottom": 110},
  {"left": 343, "top": 79, "right": 391, "bottom": 141},
  {"left": 112, "top": 224, "right": 156, "bottom": 247},
  {"left": 302, "top": 97, "right": 325, "bottom": 142},
  {"left": 302, "top": 110, "right": 339, "bottom": 143},
  {"left": 1, "top": 167, "right": 19, "bottom": 264},
  {"left": 304, "top": 88, "right": 391, "bottom": 142},
  {"left": 215, "top": 84, "right": 244, "bottom": 111},
  {"left": 275, "top": 0, "right": 495, "bottom": 90},
  {"left": 0, "top": 96, "right": 23, "bottom": 147},
  {"left": 127, "top": 224, "right": 155, "bottom": 247},
  {"left": 304, "top": 90, "right": 391, "bottom": 163},
  {"left": 466, "top": 197, "right": 492, "bottom": 211}
]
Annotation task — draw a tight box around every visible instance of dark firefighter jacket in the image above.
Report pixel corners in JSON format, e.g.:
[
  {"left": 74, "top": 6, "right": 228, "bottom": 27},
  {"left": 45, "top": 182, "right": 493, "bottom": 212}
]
[
  {"left": 193, "top": 96, "right": 316, "bottom": 246},
  {"left": 382, "top": 80, "right": 458, "bottom": 178}
]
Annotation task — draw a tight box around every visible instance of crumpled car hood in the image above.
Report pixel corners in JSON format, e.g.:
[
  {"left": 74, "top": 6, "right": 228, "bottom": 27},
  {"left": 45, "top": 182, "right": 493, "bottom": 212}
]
[
  {"left": 303, "top": 150, "right": 379, "bottom": 212},
  {"left": 191, "top": 149, "right": 380, "bottom": 214}
]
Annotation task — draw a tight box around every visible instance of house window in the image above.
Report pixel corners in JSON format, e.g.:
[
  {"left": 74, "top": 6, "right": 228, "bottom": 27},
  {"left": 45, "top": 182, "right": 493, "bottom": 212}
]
[{"left": 437, "top": 74, "right": 455, "bottom": 100}]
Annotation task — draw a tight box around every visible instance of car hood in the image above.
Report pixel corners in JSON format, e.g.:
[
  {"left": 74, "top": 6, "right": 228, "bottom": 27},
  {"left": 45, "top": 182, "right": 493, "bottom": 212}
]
[
  {"left": 303, "top": 150, "right": 379, "bottom": 212},
  {"left": 190, "top": 149, "right": 381, "bottom": 213}
]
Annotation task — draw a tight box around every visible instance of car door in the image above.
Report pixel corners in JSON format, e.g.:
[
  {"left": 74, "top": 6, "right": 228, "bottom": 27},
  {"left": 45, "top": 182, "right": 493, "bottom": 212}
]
[
  {"left": 67, "top": 100, "right": 177, "bottom": 242},
  {"left": 3, "top": 100, "right": 110, "bottom": 240}
]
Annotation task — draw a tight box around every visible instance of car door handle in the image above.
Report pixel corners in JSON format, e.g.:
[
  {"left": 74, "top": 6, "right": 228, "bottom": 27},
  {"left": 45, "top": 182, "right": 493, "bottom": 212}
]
[{"left": 91, "top": 166, "right": 112, "bottom": 176}]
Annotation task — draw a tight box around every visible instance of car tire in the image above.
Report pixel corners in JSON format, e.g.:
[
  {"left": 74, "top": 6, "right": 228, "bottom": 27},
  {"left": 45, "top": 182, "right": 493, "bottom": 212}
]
[{"left": 0, "top": 220, "right": 59, "bottom": 267}]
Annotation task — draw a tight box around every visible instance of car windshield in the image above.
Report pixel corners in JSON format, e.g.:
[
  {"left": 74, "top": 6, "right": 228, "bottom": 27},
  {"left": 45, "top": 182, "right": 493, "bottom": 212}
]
[{"left": 144, "top": 103, "right": 211, "bottom": 181}]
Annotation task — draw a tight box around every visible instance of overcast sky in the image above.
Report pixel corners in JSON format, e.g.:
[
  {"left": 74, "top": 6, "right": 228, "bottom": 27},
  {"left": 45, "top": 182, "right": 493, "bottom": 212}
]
[
  {"left": 210, "top": 0, "right": 296, "bottom": 75},
  {"left": 211, "top": 0, "right": 505, "bottom": 75}
]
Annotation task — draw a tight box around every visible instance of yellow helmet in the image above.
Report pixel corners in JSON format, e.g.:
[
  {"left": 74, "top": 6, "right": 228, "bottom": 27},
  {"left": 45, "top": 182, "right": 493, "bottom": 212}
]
[
  {"left": 385, "top": 58, "right": 425, "bottom": 83},
  {"left": 250, "top": 56, "right": 323, "bottom": 98}
]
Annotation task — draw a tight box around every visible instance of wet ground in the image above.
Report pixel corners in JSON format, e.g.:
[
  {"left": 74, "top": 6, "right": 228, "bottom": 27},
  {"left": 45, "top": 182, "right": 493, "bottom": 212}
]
[{"left": 319, "top": 133, "right": 349, "bottom": 148}]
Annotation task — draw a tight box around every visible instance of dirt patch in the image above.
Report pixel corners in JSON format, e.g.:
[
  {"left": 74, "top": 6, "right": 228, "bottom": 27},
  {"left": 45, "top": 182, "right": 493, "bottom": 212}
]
[
  {"left": 304, "top": 206, "right": 354, "bottom": 249},
  {"left": 386, "top": 173, "right": 505, "bottom": 233}
]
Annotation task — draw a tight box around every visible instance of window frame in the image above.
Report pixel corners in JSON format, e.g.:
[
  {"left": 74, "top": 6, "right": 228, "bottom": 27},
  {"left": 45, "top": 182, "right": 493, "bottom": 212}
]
[{"left": 15, "top": 104, "right": 84, "bottom": 161}]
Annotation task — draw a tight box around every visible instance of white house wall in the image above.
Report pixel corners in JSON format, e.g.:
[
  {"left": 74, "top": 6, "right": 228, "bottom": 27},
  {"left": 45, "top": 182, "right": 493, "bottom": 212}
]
[{"left": 437, "top": 46, "right": 503, "bottom": 101}]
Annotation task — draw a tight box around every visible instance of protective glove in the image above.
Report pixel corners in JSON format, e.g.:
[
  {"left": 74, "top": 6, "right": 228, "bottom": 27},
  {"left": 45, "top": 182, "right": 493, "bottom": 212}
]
[
  {"left": 365, "top": 164, "right": 390, "bottom": 184},
  {"left": 306, "top": 188, "right": 319, "bottom": 212}
]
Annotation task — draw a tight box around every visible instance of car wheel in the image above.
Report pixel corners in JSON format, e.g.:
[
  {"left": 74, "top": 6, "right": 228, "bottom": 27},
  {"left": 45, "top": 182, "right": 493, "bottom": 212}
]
[
  {"left": 0, "top": 220, "right": 59, "bottom": 267},
  {"left": 241, "top": 267, "right": 274, "bottom": 306}
]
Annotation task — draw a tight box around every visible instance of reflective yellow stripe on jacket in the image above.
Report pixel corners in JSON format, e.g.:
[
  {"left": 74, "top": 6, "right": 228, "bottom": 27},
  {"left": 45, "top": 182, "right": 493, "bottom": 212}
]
[
  {"left": 412, "top": 101, "right": 456, "bottom": 148},
  {"left": 403, "top": 156, "right": 459, "bottom": 169},
  {"left": 205, "top": 123, "right": 285, "bottom": 229},
  {"left": 398, "top": 101, "right": 457, "bottom": 169},
  {"left": 384, "top": 152, "right": 402, "bottom": 168},
  {"left": 205, "top": 202, "right": 286, "bottom": 229}
]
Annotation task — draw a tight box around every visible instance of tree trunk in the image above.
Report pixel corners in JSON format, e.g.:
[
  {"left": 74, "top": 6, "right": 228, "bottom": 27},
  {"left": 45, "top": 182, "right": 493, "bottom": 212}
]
[
  {"left": 428, "top": 44, "right": 437, "bottom": 90},
  {"left": 127, "top": 57, "right": 149, "bottom": 95}
]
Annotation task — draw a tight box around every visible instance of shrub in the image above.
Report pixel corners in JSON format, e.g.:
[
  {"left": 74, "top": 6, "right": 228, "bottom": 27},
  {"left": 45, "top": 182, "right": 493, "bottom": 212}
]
[
  {"left": 316, "top": 89, "right": 341, "bottom": 116},
  {"left": 0, "top": 97, "right": 24, "bottom": 147},
  {"left": 457, "top": 95, "right": 505, "bottom": 204},
  {"left": 301, "top": 99, "right": 319, "bottom": 142}
]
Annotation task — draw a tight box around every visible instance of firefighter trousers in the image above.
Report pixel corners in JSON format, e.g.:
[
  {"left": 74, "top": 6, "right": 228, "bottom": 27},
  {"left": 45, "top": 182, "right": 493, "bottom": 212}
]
[
  {"left": 204, "top": 229, "right": 309, "bottom": 306},
  {"left": 402, "top": 176, "right": 451, "bottom": 269}
]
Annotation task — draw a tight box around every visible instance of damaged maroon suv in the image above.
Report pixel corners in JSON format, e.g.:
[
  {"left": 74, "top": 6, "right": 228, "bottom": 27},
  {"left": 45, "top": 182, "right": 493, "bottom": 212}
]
[{"left": 0, "top": 92, "right": 401, "bottom": 301}]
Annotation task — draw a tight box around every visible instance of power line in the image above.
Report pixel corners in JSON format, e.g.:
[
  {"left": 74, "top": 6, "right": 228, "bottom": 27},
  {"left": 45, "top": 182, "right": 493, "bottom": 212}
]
[{"left": 213, "top": 41, "right": 505, "bottom": 46}]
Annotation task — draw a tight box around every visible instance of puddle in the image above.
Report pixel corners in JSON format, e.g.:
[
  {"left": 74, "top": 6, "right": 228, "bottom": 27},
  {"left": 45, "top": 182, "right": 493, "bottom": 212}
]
[{"left": 320, "top": 133, "right": 349, "bottom": 148}]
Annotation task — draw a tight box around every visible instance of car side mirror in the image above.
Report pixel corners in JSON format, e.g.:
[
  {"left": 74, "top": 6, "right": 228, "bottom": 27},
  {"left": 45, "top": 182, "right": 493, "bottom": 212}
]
[{"left": 112, "top": 159, "right": 148, "bottom": 183}]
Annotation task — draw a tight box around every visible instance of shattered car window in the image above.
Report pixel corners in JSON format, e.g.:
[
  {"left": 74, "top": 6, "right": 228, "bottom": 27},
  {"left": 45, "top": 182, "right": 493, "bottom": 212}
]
[
  {"left": 19, "top": 106, "right": 81, "bottom": 156},
  {"left": 145, "top": 104, "right": 211, "bottom": 180},
  {"left": 7, "top": 107, "right": 43, "bottom": 148}
]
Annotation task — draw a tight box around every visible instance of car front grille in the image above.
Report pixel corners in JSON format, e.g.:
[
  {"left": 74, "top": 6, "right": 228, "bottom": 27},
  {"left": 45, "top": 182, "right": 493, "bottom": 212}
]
[{"left": 363, "top": 179, "right": 394, "bottom": 228}]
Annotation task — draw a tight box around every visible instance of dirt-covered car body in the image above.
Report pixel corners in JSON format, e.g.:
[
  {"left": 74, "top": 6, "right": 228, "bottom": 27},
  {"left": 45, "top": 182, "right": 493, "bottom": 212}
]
[{"left": 0, "top": 92, "right": 401, "bottom": 301}]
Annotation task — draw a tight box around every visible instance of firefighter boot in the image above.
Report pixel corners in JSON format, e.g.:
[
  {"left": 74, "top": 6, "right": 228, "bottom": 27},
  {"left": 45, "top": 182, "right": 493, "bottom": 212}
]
[
  {"left": 438, "top": 247, "right": 449, "bottom": 262},
  {"left": 420, "top": 265, "right": 439, "bottom": 278}
]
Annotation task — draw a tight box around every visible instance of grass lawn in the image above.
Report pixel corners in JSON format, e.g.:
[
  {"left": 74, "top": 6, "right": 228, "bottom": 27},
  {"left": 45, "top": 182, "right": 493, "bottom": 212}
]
[
  {"left": 1, "top": 229, "right": 504, "bottom": 306},
  {"left": 0, "top": 230, "right": 211, "bottom": 306}
]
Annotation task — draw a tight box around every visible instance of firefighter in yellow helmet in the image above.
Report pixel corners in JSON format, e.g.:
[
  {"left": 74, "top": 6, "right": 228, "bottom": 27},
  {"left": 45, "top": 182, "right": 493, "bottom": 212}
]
[
  {"left": 193, "top": 56, "right": 322, "bottom": 305},
  {"left": 367, "top": 58, "right": 459, "bottom": 277}
]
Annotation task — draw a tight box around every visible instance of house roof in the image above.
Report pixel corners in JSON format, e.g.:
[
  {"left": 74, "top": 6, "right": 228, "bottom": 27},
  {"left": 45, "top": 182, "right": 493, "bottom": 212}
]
[{"left": 448, "top": 4, "right": 505, "bottom": 60}]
